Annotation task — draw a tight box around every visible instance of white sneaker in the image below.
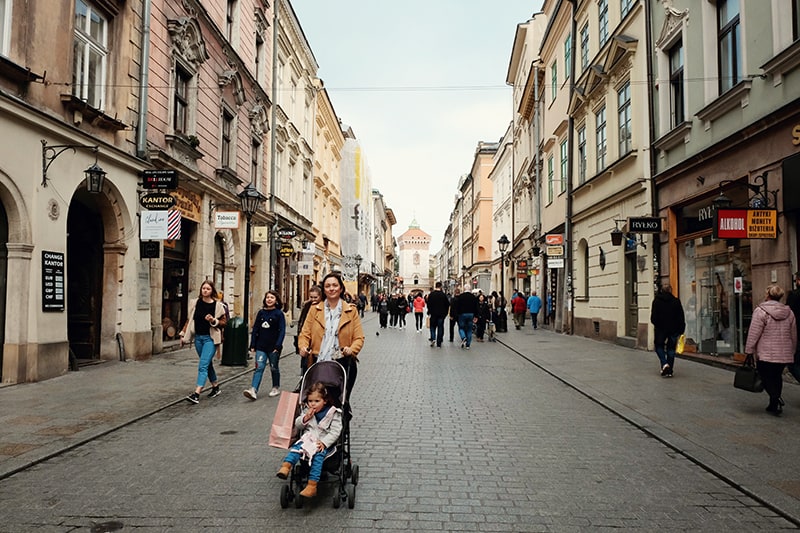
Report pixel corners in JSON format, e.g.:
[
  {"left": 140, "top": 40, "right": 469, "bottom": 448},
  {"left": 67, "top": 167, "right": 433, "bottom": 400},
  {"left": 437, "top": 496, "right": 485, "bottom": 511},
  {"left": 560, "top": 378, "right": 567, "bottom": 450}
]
[
  {"left": 243, "top": 387, "right": 257, "bottom": 401},
  {"left": 268, "top": 387, "right": 280, "bottom": 397}
]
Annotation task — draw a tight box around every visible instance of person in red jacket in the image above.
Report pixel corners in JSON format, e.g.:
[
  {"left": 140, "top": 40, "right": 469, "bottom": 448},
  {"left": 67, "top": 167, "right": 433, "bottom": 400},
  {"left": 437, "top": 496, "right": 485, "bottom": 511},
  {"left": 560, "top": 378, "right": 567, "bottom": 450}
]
[{"left": 511, "top": 291, "right": 528, "bottom": 330}]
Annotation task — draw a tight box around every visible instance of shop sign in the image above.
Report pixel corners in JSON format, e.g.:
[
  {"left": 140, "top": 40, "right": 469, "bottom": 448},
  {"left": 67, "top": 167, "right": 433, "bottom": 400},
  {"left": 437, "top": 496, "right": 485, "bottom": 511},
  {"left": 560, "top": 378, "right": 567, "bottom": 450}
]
[
  {"left": 516, "top": 259, "right": 529, "bottom": 269},
  {"left": 42, "top": 250, "right": 65, "bottom": 312},
  {"left": 628, "top": 217, "right": 662, "bottom": 233},
  {"left": 141, "top": 169, "right": 178, "bottom": 190},
  {"left": 279, "top": 243, "right": 295, "bottom": 257},
  {"left": 715, "top": 209, "right": 777, "bottom": 239},
  {"left": 140, "top": 210, "right": 168, "bottom": 240},
  {"left": 547, "top": 258, "right": 564, "bottom": 269},
  {"left": 277, "top": 228, "right": 296, "bottom": 240},
  {"left": 545, "top": 234, "right": 564, "bottom": 245},
  {"left": 139, "top": 192, "right": 176, "bottom": 210},
  {"left": 252, "top": 226, "right": 269, "bottom": 242},
  {"left": 214, "top": 211, "right": 240, "bottom": 229},
  {"left": 546, "top": 245, "right": 564, "bottom": 256},
  {"left": 171, "top": 188, "right": 202, "bottom": 223}
]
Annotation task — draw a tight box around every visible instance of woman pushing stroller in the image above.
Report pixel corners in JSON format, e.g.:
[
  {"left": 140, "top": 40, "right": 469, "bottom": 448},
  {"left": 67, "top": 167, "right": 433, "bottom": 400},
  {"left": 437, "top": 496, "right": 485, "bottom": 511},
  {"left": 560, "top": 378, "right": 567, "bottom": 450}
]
[{"left": 276, "top": 382, "right": 342, "bottom": 498}]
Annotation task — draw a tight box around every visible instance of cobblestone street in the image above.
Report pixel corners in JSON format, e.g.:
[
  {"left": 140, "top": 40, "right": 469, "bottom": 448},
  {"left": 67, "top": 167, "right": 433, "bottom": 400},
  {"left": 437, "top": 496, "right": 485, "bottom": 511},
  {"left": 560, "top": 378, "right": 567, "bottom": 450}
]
[{"left": 0, "top": 314, "right": 798, "bottom": 531}]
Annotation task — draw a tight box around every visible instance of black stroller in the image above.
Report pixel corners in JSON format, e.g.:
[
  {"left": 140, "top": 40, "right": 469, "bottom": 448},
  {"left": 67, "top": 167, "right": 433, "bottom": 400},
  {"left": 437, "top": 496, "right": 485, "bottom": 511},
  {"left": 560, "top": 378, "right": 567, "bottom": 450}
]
[{"left": 279, "top": 360, "right": 359, "bottom": 509}]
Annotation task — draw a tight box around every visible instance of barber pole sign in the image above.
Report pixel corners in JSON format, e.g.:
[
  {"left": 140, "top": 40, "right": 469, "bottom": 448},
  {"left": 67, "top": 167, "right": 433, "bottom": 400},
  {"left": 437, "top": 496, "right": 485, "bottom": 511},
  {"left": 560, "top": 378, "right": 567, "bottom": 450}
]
[{"left": 167, "top": 209, "right": 181, "bottom": 240}]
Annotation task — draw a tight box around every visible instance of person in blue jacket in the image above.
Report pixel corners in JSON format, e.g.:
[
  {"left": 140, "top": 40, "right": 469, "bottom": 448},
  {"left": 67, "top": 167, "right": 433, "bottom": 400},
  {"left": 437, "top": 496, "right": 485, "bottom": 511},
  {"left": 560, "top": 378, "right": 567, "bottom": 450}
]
[
  {"left": 244, "top": 290, "right": 286, "bottom": 400},
  {"left": 527, "top": 290, "right": 543, "bottom": 330}
]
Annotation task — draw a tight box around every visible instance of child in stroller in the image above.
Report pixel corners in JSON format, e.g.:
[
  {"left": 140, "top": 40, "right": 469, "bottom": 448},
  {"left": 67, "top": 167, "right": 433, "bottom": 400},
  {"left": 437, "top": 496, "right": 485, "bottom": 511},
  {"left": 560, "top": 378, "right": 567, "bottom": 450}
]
[
  {"left": 276, "top": 381, "right": 341, "bottom": 497},
  {"left": 277, "top": 361, "right": 359, "bottom": 508}
]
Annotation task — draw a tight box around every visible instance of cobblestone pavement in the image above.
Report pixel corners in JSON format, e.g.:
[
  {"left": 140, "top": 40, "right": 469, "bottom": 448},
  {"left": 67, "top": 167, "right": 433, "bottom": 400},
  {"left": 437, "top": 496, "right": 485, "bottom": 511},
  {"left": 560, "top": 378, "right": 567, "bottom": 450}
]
[{"left": 0, "top": 315, "right": 798, "bottom": 531}]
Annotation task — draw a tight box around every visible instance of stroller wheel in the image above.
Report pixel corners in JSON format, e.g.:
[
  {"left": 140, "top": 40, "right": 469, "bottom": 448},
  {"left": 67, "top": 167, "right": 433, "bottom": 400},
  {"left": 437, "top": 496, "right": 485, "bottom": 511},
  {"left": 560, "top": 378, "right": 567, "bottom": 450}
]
[
  {"left": 295, "top": 490, "right": 304, "bottom": 509},
  {"left": 280, "top": 484, "right": 290, "bottom": 509},
  {"left": 346, "top": 485, "right": 356, "bottom": 509},
  {"left": 333, "top": 490, "right": 342, "bottom": 509},
  {"left": 351, "top": 464, "right": 359, "bottom": 486}
]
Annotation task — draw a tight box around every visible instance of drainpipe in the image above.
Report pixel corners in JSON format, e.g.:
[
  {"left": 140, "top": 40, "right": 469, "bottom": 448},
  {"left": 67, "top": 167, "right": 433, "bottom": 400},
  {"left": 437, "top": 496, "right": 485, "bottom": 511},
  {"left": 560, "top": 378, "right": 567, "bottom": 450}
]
[
  {"left": 135, "top": 0, "right": 152, "bottom": 158},
  {"left": 533, "top": 61, "right": 542, "bottom": 300},
  {"left": 644, "top": 0, "right": 660, "bottom": 292},
  {"left": 269, "top": 0, "right": 279, "bottom": 290},
  {"left": 563, "top": 0, "right": 578, "bottom": 334}
]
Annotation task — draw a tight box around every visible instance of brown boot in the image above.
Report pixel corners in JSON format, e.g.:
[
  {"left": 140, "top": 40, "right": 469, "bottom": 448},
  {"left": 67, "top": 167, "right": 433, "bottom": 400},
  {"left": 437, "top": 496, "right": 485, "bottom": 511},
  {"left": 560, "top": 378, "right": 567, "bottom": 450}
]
[
  {"left": 299, "top": 480, "right": 318, "bottom": 498},
  {"left": 276, "top": 462, "right": 292, "bottom": 479}
]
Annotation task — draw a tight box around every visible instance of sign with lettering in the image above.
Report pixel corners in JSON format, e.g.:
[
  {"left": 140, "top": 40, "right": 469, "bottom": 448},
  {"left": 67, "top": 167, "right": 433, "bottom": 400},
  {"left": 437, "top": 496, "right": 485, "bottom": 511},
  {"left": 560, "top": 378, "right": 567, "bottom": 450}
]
[
  {"left": 628, "top": 217, "right": 662, "bottom": 233},
  {"left": 547, "top": 258, "right": 564, "bottom": 269},
  {"left": 277, "top": 228, "right": 297, "bottom": 240},
  {"left": 546, "top": 245, "right": 564, "bottom": 257},
  {"left": 141, "top": 169, "right": 178, "bottom": 190},
  {"left": 42, "top": 250, "right": 65, "bottom": 311},
  {"left": 139, "top": 192, "right": 176, "bottom": 210},
  {"left": 715, "top": 209, "right": 777, "bottom": 239},
  {"left": 140, "top": 210, "right": 168, "bottom": 240},
  {"left": 214, "top": 211, "right": 240, "bottom": 229},
  {"left": 279, "top": 243, "right": 295, "bottom": 257},
  {"left": 545, "top": 234, "right": 564, "bottom": 245}
]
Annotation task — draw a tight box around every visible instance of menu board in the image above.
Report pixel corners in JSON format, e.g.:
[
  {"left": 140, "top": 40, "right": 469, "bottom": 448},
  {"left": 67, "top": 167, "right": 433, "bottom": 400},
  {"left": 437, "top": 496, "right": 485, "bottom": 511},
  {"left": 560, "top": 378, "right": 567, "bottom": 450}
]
[{"left": 42, "top": 250, "right": 65, "bottom": 311}]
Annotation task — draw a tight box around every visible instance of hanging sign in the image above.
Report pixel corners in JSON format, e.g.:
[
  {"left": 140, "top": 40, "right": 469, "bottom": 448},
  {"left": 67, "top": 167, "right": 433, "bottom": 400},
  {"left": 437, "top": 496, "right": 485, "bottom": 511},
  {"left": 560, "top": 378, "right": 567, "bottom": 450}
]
[
  {"left": 277, "top": 228, "right": 296, "bottom": 240},
  {"left": 214, "top": 211, "right": 240, "bottom": 229},
  {"left": 279, "top": 243, "right": 295, "bottom": 257},
  {"left": 546, "top": 245, "right": 564, "bottom": 256},
  {"left": 140, "top": 210, "right": 168, "bottom": 240},
  {"left": 545, "top": 234, "right": 564, "bottom": 245},
  {"left": 715, "top": 209, "right": 777, "bottom": 239},
  {"left": 141, "top": 169, "right": 178, "bottom": 190},
  {"left": 547, "top": 258, "right": 564, "bottom": 269},
  {"left": 139, "top": 192, "right": 176, "bottom": 210},
  {"left": 628, "top": 217, "right": 662, "bottom": 233}
]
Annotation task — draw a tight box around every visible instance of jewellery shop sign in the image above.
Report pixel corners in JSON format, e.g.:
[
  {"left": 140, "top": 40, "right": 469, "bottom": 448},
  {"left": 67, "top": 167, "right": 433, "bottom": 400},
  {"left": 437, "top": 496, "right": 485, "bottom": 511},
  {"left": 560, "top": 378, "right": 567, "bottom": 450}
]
[{"left": 714, "top": 209, "right": 777, "bottom": 239}]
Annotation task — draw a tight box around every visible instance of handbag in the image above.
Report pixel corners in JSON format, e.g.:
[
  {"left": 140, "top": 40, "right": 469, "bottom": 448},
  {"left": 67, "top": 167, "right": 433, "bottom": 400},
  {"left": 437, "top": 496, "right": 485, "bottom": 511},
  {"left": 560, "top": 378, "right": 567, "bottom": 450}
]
[
  {"left": 733, "top": 354, "right": 764, "bottom": 393},
  {"left": 269, "top": 391, "right": 300, "bottom": 448},
  {"left": 675, "top": 334, "right": 686, "bottom": 355}
]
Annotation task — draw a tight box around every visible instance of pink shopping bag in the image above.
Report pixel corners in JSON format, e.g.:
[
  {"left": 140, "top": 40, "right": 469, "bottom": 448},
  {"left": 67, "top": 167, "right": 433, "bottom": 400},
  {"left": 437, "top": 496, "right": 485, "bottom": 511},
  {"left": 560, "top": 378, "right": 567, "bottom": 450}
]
[{"left": 268, "top": 391, "right": 300, "bottom": 449}]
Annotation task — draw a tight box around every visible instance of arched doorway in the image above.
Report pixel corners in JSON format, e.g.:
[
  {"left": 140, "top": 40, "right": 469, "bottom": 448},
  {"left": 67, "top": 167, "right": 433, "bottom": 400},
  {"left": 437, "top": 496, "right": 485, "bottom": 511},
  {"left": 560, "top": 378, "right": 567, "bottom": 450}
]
[{"left": 67, "top": 192, "right": 104, "bottom": 362}]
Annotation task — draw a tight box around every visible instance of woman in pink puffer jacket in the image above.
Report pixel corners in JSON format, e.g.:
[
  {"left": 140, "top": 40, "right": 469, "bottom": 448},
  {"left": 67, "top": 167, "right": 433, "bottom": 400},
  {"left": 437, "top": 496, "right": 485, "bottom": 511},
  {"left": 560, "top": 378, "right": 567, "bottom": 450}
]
[{"left": 744, "top": 284, "right": 798, "bottom": 416}]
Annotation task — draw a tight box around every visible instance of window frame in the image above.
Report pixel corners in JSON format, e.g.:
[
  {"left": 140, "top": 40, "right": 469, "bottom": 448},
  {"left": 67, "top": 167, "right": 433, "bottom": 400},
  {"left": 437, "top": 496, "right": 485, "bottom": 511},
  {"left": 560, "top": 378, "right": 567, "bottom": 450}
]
[
  {"left": 547, "top": 155, "right": 554, "bottom": 204},
  {"left": 669, "top": 40, "right": 685, "bottom": 127},
  {"left": 173, "top": 64, "right": 191, "bottom": 135},
  {"left": 598, "top": 0, "right": 609, "bottom": 48},
  {"left": 717, "top": 0, "right": 741, "bottom": 94},
  {"left": 221, "top": 107, "right": 235, "bottom": 170},
  {"left": 596, "top": 106, "right": 607, "bottom": 171},
  {"left": 577, "top": 126, "right": 587, "bottom": 185},
  {"left": 0, "top": 0, "right": 11, "bottom": 57},
  {"left": 72, "top": 0, "right": 109, "bottom": 110},
  {"left": 580, "top": 23, "right": 589, "bottom": 71},
  {"left": 621, "top": 0, "right": 634, "bottom": 19},
  {"left": 550, "top": 60, "right": 558, "bottom": 102},
  {"left": 564, "top": 33, "right": 572, "bottom": 80},
  {"left": 617, "top": 81, "right": 632, "bottom": 156},
  {"left": 251, "top": 137, "right": 261, "bottom": 183},
  {"left": 794, "top": 0, "right": 800, "bottom": 40},
  {"left": 559, "top": 139, "right": 568, "bottom": 193}
]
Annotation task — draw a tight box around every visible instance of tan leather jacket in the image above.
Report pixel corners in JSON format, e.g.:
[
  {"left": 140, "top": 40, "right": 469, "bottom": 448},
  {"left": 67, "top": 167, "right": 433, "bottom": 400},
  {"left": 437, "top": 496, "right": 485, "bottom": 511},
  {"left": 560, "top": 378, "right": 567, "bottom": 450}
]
[
  {"left": 181, "top": 299, "right": 228, "bottom": 345},
  {"left": 298, "top": 300, "right": 364, "bottom": 365}
]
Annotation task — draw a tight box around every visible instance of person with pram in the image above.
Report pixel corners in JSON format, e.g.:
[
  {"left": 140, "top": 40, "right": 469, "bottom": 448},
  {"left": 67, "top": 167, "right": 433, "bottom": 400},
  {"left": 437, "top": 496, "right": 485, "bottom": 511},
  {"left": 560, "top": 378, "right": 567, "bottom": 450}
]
[
  {"left": 276, "top": 382, "right": 343, "bottom": 498},
  {"left": 297, "top": 272, "right": 365, "bottom": 399}
]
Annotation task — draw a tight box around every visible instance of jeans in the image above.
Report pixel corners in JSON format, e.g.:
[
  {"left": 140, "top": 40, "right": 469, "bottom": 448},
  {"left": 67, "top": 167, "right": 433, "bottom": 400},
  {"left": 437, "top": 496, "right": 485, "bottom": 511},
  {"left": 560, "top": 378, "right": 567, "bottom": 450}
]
[
  {"left": 654, "top": 331, "right": 679, "bottom": 369},
  {"left": 530, "top": 312, "right": 539, "bottom": 329},
  {"left": 428, "top": 315, "right": 445, "bottom": 346},
  {"left": 415, "top": 312, "right": 424, "bottom": 330},
  {"left": 458, "top": 313, "right": 474, "bottom": 346},
  {"left": 283, "top": 443, "right": 330, "bottom": 482},
  {"left": 252, "top": 350, "right": 279, "bottom": 391},
  {"left": 194, "top": 335, "right": 218, "bottom": 388},
  {"left": 449, "top": 317, "right": 457, "bottom": 341}
]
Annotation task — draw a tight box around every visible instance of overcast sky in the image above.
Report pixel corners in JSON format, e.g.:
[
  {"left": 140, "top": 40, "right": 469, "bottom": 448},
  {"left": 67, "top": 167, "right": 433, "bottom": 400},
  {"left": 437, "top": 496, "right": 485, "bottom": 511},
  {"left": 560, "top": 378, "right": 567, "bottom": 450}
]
[{"left": 291, "top": 0, "right": 544, "bottom": 254}]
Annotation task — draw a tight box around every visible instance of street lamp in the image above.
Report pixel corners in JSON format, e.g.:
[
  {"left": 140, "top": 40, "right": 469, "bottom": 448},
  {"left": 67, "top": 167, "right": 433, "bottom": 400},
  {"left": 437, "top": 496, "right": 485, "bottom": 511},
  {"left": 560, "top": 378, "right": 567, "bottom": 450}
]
[
  {"left": 461, "top": 265, "right": 468, "bottom": 286},
  {"left": 497, "top": 234, "right": 510, "bottom": 299},
  {"left": 238, "top": 183, "right": 267, "bottom": 328},
  {"left": 41, "top": 139, "right": 106, "bottom": 193}
]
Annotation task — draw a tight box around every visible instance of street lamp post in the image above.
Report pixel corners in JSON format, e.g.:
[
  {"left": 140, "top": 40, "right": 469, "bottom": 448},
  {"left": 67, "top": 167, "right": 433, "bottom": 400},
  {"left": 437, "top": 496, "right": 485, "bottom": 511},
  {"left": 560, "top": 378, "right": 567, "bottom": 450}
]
[
  {"left": 497, "top": 234, "right": 510, "bottom": 299},
  {"left": 461, "top": 265, "right": 468, "bottom": 287},
  {"left": 238, "top": 183, "right": 267, "bottom": 328}
]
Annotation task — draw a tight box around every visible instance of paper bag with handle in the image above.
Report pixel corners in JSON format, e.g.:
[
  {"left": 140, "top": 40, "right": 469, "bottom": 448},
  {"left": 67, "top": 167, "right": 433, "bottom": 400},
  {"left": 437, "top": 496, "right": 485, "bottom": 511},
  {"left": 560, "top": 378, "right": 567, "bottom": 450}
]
[{"left": 268, "top": 391, "right": 300, "bottom": 449}]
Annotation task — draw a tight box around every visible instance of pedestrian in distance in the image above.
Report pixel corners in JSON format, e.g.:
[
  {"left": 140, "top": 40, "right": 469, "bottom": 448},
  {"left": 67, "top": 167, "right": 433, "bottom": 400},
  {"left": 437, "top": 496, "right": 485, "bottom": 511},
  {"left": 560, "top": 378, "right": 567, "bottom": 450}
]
[
  {"left": 388, "top": 292, "right": 400, "bottom": 328},
  {"left": 649, "top": 283, "right": 685, "bottom": 378},
  {"left": 377, "top": 293, "right": 389, "bottom": 329},
  {"left": 298, "top": 272, "right": 365, "bottom": 400},
  {"left": 214, "top": 291, "right": 231, "bottom": 361},
  {"left": 413, "top": 291, "right": 426, "bottom": 332},
  {"left": 426, "top": 281, "right": 450, "bottom": 347},
  {"left": 475, "top": 293, "right": 491, "bottom": 342},
  {"left": 295, "top": 286, "right": 322, "bottom": 375},
  {"left": 457, "top": 284, "right": 479, "bottom": 349},
  {"left": 785, "top": 271, "right": 800, "bottom": 383},
  {"left": 243, "top": 290, "right": 286, "bottom": 401},
  {"left": 180, "top": 280, "right": 228, "bottom": 404},
  {"left": 511, "top": 291, "right": 527, "bottom": 330},
  {"left": 527, "top": 290, "right": 543, "bottom": 330},
  {"left": 397, "top": 293, "right": 409, "bottom": 330},
  {"left": 744, "top": 284, "right": 797, "bottom": 416},
  {"left": 496, "top": 291, "right": 508, "bottom": 332},
  {"left": 448, "top": 287, "right": 461, "bottom": 342},
  {"left": 358, "top": 291, "right": 367, "bottom": 318},
  {"left": 276, "top": 381, "right": 343, "bottom": 498}
]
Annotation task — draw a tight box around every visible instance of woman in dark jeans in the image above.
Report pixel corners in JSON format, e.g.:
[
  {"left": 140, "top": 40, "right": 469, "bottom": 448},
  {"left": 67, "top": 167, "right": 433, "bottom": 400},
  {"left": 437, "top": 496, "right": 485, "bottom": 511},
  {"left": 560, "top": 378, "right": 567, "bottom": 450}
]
[{"left": 475, "top": 293, "right": 491, "bottom": 342}]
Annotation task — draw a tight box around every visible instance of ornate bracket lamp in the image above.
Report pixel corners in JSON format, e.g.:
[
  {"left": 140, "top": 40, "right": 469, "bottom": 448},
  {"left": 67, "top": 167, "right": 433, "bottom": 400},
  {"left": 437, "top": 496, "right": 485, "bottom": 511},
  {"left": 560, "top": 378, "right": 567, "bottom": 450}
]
[
  {"left": 238, "top": 183, "right": 267, "bottom": 326},
  {"left": 42, "top": 139, "right": 106, "bottom": 193}
]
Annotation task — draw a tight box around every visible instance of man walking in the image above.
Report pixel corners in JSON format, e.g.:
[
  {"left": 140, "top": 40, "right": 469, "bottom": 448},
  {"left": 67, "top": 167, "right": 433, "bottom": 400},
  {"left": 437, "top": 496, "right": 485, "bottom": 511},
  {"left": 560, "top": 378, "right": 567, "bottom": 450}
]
[
  {"left": 457, "top": 285, "right": 479, "bottom": 349},
  {"left": 448, "top": 287, "right": 460, "bottom": 342},
  {"left": 786, "top": 271, "right": 800, "bottom": 383},
  {"left": 650, "top": 283, "right": 685, "bottom": 377},
  {"left": 511, "top": 290, "right": 527, "bottom": 330},
  {"left": 426, "top": 282, "right": 450, "bottom": 347},
  {"left": 527, "top": 290, "right": 542, "bottom": 330}
]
